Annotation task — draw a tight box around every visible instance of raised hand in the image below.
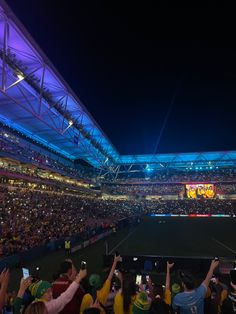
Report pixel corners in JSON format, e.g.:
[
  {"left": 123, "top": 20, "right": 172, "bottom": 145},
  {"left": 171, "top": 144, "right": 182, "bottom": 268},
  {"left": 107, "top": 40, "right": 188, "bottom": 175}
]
[{"left": 167, "top": 261, "right": 174, "bottom": 270}]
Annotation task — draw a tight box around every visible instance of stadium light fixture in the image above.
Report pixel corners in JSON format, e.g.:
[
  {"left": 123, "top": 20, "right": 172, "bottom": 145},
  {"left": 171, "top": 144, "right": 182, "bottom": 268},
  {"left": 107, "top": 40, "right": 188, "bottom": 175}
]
[
  {"left": 17, "top": 73, "right": 25, "bottom": 80},
  {"left": 62, "top": 120, "right": 74, "bottom": 134}
]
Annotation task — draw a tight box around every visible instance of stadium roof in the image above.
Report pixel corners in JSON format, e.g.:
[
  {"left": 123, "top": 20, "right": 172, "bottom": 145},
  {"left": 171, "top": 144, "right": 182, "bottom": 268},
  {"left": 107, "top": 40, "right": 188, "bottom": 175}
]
[
  {"left": 0, "top": 1, "right": 119, "bottom": 170},
  {"left": 0, "top": 1, "right": 236, "bottom": 173}
]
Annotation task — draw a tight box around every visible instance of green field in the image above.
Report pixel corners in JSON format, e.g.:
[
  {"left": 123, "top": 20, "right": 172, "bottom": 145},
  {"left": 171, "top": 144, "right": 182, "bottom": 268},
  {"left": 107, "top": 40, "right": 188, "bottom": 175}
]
[
  {"left": 110, "top": 217, "right": 236, "bottom": 258},
  {"left": 9, "top": 217, "right": 236, "bottom": 290}
]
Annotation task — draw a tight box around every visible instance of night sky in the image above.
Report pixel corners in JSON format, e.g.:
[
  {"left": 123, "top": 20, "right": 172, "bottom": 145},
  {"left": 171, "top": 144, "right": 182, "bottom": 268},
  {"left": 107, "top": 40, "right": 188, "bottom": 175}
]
[{"left": 6, "top": 1, "right": 236, "bottom": 155}]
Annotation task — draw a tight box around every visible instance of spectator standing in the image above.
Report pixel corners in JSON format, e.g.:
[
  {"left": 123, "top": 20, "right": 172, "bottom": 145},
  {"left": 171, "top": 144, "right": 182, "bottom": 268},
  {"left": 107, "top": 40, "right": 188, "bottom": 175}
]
[
  {"left": 52, "top": 259, "right": 85, "bottom": 314},
  {"left": 172, "top": 259, "right": 219, "bottom": 314}
]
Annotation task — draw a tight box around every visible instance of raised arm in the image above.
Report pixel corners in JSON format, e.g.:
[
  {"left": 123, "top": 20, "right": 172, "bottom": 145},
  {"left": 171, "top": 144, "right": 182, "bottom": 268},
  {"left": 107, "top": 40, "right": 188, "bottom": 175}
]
[
  {"left": 16, "top": 277, "right": 33, "bottom": 298},
  {"left": 202, "top": 259, "right": 219, "bottom": 288},
  {"left": 107, "top": 255, "right": 122, "bottom": 282},
  {"left": 45, "top": 269, "right": 87, "bottom": 314},
  {"left": 13, "top": 277, "right": 32, "bottom": 314},
  {"left": 165, "top": 261, "right": 174, "bottom": 291}
]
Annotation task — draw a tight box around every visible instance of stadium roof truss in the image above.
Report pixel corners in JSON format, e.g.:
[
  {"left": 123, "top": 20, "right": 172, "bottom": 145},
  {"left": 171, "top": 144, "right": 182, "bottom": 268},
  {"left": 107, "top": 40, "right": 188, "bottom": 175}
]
[
  {"left": 0, "top": 2, "right": 119, "bottom": 171},
  {"left": 0, "top": 1, "right": 236, "bottom": 178},
  {"left": 116, "top": 151, "right": 236, "bottom": 175}
]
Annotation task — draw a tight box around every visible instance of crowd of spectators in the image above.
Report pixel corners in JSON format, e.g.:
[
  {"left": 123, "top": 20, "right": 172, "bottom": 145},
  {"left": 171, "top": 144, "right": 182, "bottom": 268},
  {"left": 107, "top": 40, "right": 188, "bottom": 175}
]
[
  {"left": 0, "top": 159, "right": 92, "bottom": 195},
  {"left": 115, "top": 168, "right": 236, "bottom": 184},
  {"left": 2, "top": 124, "right": 236, "bottom": 188},
  {"left": 1, "top": 255, "right": 236, "bottom": 313},
  {"left": 102, "top": 184, "right": 185, "bottom": 196},
  {"left": 1, "top": 184, "right": 236, "bottom": 258},
  {"left": 0, "top": 187, "right": 141, "bottom": 257},
  {"left": 102, "top": 183, "right": 236, "bottom": 196},
  {"left": 0, "top": 126, "right": 97, "bottom": 180},
  {"left": 216, "top": 183, "right": 236, "bottom": 195},
  {"left": 143, "top": 199, "right": 236, "bottom": 216}
]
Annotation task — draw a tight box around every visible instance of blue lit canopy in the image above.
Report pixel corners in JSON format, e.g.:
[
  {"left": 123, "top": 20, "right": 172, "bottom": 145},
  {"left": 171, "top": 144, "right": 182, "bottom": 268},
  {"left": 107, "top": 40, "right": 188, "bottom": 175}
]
[{"left": 119, "top": 151, "right": 236, "bottom": 169}]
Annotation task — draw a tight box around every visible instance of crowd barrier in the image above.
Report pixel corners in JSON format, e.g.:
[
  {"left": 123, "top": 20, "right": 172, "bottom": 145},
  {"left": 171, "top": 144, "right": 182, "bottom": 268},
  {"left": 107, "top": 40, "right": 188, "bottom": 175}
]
[
  {"left": 0, "top": 229, "right": 112, "bottom": 271},
  {"left": 0, "top": 217, "right": 132, "bottom": 271},
  {"left": 103, "top": 254, "right": 236, "bottom": 276}
]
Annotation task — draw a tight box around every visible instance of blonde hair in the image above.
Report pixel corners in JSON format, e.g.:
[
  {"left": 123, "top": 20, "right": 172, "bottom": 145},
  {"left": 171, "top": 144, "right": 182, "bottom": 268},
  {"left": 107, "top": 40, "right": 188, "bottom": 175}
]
[{"left": 25, "top": 302, "right": 48, "bottom": 314}]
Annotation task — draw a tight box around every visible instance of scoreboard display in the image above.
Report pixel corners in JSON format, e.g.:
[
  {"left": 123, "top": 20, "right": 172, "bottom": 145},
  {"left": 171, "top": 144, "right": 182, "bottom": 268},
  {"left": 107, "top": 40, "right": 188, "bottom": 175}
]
[{"left": 186, "top": 184, "right": 215, "bottom": 199}]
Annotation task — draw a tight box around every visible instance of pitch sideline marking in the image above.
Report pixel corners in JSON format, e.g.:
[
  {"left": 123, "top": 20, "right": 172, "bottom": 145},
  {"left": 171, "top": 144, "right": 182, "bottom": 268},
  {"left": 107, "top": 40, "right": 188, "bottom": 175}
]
[
  {"left": 108, "top": 228, "right": 137, "bottom": 255},
  {"left": 212, "top": 237, "right": 236, "bottom": 255}
]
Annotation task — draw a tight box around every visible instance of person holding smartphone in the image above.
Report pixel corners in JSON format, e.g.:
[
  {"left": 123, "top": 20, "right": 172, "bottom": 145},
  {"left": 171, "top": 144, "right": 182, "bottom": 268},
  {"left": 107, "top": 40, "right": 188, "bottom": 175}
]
[
  {"left": 14, "top": 268, "right": 87, "bottom": 314},
  {"left": 52, "top": 259, "right": 85, "bottom": 314},
  {"left": 173, "top": 259, "right": 219, "bottom": 314},
  {"left": 81, "top": 254, "right": 122, "bottom": 314}
]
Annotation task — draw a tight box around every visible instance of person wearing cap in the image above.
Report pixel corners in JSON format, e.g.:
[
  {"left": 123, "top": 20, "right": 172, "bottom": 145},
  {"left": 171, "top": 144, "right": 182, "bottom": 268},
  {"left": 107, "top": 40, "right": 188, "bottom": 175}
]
[
  {"left": 52, "top": 259, "right": 85, "bottom": 314},
  {"left": 172, "top": 259, "right": 219, "bottom": 314},
  {"left": 133, "top": 291, "right": 150, "bottom": 314},
  {"left": 172, "top": 283, "right": 181, "bottom": 297},
  {"left": 13, "top": 269, "right": 87, "bottom": 314},
  {"left": 80, "top": 254, "right": 122, "bottom": 314}
]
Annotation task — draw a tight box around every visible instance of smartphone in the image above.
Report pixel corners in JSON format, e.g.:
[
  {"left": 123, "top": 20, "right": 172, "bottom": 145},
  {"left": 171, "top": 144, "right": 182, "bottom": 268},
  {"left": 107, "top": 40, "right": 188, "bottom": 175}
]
[
  {"left": 211, "top": 277, "right": 217, "bottom": 283},
  {"left": 114, "top": 269, "right": 119, "bottom": 276},
  {"left": 136, "top": 274, "right": 142, "bottom": 285},
  {"left": 81, "top": 261, "right": 87, "bottom": 270},
  {"left": 230, "top": 270, "right": 236, "bottom": 285},
  {"left": 146, "top": 275, "right": 150, "bottom": 282},
  {"left": 22, "top": 268, "right": 29, "bottom": 279}
]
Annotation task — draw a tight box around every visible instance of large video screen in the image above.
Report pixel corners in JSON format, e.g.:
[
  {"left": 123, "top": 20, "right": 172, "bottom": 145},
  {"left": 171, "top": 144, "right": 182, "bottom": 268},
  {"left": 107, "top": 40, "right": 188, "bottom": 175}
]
[{"left": 186, "top": 184, "right": 215, "bottom": 199}]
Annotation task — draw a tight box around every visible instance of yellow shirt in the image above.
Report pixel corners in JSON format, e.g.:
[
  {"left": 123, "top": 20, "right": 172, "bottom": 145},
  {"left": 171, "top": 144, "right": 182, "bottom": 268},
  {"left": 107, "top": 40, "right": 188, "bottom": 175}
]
[
  {"left": 80, "top": 279, "right": 111, "bottom": 314},
  {"left": 164, "top": 289, "right": 171, "bottom": 305},
  {"left": 65, "top": 241, "right": 70, "bottom": 249},
  {"left": 114, "top": 292, "right": 136, "bottom": 314},
  {"left": 114, "top": 289, "right": 170, "bottom": 313}
]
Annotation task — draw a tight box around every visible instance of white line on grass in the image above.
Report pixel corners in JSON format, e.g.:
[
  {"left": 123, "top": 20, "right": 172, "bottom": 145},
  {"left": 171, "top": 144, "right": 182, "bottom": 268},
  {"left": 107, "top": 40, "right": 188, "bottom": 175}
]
[
  {"left": 212, "top": 237, "right": 236, "bottom": 255},
  {"left": 108, "top": 228, "right": 137, "bottom": 255}
]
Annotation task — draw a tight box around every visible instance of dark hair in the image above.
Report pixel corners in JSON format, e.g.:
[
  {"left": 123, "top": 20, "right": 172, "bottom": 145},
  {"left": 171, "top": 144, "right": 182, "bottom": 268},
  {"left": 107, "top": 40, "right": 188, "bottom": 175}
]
[
  {"left": 122, "top": 273, "right": 136, "bottom": 313},
  {"left": 150, "top": 299, "right": 171, "bottom": 314},
  {"left": 213, "top": 272, "right": 222, "bottom": 281},
  {"left": 152, "top": 284, "right": 164, "bottom": 299},
  {"left": 83, "top": 308, "right": 101, "bottom": 314},
  {"left": 181, "top": 274, "right": 195, "bottom": 290},
  {"left": 53, "top": 261, "right": 72, "bottom": 280}
]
